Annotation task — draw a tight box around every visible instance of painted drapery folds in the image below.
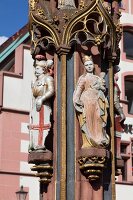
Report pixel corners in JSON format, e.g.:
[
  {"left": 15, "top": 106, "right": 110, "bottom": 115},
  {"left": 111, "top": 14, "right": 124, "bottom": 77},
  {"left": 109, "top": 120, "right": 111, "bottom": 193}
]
[
  {"left": 73, "top": 55, "right": 109, "bottom": 148},
  {"left": 28, "top": 0, "right": 123, "bottom": 199}
]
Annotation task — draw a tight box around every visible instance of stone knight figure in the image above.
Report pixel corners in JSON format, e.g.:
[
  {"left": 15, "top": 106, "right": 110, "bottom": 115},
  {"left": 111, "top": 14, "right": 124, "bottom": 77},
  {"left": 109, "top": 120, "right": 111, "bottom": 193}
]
[{"left": 29, "top": 56, "right": 54, "bottom": 152}]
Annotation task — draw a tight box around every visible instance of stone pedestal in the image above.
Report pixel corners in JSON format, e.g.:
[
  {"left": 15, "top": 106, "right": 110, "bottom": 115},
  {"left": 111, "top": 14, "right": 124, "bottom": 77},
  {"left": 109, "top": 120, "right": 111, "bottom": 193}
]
[
  {"left": 77, "top": 148, "right": 110, "bottom": 200},
  {"left": 28, "top": 151, "right": 53, "bottom": 200},
  {"left": 28, "top": 151, "right": 53, "bottom": 183},
  {"left": 78, "top": 148, "right": 110, "bottom": 181}
]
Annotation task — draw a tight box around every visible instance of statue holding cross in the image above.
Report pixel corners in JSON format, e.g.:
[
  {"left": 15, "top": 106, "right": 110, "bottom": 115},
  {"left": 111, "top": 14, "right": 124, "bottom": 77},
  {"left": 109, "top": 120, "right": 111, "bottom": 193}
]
[{"left": 29, "top": 56, "right": 54, "bottom": 152}]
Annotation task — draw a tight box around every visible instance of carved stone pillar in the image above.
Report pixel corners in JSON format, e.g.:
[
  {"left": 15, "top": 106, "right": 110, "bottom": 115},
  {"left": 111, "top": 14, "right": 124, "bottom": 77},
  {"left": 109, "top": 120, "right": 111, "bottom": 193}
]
[
  {"left": 28, "top": 1, "right": 123, "bottom": 200},
  {"left": 57, "top": 46, "right": 71, "bottom": 200}
]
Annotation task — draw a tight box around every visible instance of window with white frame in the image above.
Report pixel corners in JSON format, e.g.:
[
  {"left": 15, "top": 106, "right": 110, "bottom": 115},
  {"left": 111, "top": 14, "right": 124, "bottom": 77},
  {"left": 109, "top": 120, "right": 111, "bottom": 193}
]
[{"left": 120, "top": 141, "right": 130, "bottom": 182}]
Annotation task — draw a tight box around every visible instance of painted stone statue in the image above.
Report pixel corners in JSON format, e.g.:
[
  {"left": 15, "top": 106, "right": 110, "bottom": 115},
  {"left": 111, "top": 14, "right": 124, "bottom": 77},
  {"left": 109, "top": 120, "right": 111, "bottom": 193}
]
[
  {"left": 29, "top": 58, "right": 54, "bottom": 152},
  {"left": 114, "top": 65, "right": 125, "bottom": 158},
  {"left": 114, "top": 66, "right": 125, "bottom": 123},
  {"left": 73, "top": 56, "right": 109, "bottom": 148}
]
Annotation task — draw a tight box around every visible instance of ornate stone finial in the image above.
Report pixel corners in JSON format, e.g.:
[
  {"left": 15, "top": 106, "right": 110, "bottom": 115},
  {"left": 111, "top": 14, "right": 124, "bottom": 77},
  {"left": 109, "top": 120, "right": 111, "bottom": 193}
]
[
  {"left": 29, "top": 0, "right": 38, "bottom": 11},
  {"left": 79, "top": 0, "right": 85, "bottom": 9}
]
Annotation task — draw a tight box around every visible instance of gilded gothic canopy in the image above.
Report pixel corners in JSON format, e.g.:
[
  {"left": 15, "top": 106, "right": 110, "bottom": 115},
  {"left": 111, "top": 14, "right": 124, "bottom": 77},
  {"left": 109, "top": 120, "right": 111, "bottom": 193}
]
[{"left": 29, "top": 0, "right": 122, "bottom": 63}]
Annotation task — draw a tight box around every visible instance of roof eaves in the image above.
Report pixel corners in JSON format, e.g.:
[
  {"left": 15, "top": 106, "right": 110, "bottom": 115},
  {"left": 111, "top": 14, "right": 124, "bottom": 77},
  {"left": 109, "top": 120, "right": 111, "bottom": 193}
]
[{"left": 0, "top": 32, "right": 29, "bottom": 63}]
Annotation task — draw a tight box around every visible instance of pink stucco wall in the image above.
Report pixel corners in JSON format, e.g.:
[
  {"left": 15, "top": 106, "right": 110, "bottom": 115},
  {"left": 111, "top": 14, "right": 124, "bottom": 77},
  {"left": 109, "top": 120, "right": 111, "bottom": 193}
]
[
  {"left": 122, "top": 0, "right": 129, "bottom": 13},
  {"left": 0, "top": 111, "right": 29, "bottom": 200},
  {"left": 0, "top": 44, "right": 32, "bottom": 200}
]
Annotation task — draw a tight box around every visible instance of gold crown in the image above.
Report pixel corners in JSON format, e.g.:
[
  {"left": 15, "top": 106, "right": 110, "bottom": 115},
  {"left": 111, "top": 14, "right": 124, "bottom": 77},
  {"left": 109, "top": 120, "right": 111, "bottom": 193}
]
[{"left": 83, "top": 55, "right": 93, "bottom": 63}]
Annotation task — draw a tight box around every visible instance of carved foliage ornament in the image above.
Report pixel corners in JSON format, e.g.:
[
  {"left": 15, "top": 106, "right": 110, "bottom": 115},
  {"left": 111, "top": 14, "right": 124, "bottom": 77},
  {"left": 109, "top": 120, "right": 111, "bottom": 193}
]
[
  {"left": 78, "top": 156, "right": 107, "bottom": 181},
  {"left": 29, "top": 0, "right": 39, "bottom": 11},
  {"left": 30, "top": 23, "right": 56, "bottom": 57},
  {"left": 66, "top": 10, "right": 112, "bottom": 47}
]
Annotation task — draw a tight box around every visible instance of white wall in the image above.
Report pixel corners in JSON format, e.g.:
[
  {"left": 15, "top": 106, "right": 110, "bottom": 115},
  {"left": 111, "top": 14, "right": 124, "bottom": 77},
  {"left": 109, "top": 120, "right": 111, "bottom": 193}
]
[
  {"left": 20, "top": 176, "right": 39, "bottom": 200},
  {"left": 116, "top": 184, "right": 133, "bottom": 200},
  {"left": 20, "top": 122, "right": 40, "bottom": 200},
  {"left": 3, "top": 48, "right": 34, "bottom": 111}
]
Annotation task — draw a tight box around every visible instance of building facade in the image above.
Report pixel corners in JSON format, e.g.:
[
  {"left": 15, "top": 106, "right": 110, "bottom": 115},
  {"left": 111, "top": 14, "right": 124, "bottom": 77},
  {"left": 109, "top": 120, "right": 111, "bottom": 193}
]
[
  {"left": 0, "top": 27, "right": 39, "bottom": 200},
  {"left": 116, "top": 0, "right": 133, "bottom": 199}
]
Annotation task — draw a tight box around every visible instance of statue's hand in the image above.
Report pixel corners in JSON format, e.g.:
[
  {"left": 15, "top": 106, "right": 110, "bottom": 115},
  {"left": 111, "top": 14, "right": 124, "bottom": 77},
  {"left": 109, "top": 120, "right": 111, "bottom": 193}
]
[
  {"left": 31, "top": 81, "right": 34, "bottom": 88},
  {"left": 100, "top": 85, "right": 106, "bottom": 92},
  {"left": 74, "top": 100, "right": 83, "bottom": 113},
  {"left": 36, "top": 97, "right": 43, "bottom": 111},
  {"left": 75, "top": 100, "right": 83, "bottom": 107},
  {"left": 120, "top": 113, "right": 126, "bottom": 122}
]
